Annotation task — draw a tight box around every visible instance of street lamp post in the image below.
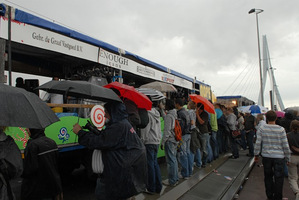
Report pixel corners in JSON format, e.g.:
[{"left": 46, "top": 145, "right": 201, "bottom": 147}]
[{"left": 249, "top": 8, "right": 264, "bottom": 106}]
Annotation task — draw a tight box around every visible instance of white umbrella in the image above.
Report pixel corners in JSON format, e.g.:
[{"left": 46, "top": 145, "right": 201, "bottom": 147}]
[
  {"left": 136, "top": 88, "right": 166, "bottom": 101},
  {"left": 140, "top": 81, "right": 177, "bottom": 92}
]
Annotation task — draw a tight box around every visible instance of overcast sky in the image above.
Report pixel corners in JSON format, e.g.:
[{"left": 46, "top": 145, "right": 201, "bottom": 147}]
[{"left": 5, "top": 0, "right": 299, "bottom": 109}]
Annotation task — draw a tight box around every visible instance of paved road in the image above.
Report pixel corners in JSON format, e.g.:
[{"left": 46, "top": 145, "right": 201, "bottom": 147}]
[
  {"left": 238, "top": 159, "right": 294, "bottom": 200},
  {"left": 11, "top": 166, "right": 96, "bottom": 200}
]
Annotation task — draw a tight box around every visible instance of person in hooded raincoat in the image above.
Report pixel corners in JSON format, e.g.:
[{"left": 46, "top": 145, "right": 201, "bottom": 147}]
[
  {"left": 73, "top": 102, "right": 147, "bottom": 200},
  {"left": 21, "top": 128, "right": 63, "bottom": 200},
  {"left": 0, "top": 126, "right": 23, "bottom": 200}
]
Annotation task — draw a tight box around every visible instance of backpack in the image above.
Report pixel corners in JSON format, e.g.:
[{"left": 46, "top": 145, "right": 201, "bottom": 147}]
[
  {"left": 174, "top": 119, "right": 182, "bottom": 141},
  {"left": 177, "top": 109, "right": 191, "bottom": 135},
  {"left": 136, "top": 108, "right": 149, "bottom": 129}
]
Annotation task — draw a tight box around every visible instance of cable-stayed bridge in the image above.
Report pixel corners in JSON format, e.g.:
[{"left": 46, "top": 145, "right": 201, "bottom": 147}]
[{"left": 221, "top": 35, "right": 284, "bottom": 111}]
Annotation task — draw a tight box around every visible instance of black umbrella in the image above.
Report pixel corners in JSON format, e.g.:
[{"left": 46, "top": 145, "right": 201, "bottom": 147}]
[
  {"left": 36, "top": 80, "right": 122, "bottom": 103},
  {"left": 0, "top": 83, "right": 59, "bottom": 128}
]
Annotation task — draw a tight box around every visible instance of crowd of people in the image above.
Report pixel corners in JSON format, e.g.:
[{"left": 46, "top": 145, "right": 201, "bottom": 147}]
[{"left": 2, "top": 90, "right": 299, "bottom": 200}]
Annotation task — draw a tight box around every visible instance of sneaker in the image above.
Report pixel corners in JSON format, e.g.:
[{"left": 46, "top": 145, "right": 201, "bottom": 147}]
[
  {"left": 144, "top": 189, "right": 155, "bottom": 195},
  {"left": 246, "top": 154, "right": 254, "bottom": 157},
  {"left": 178, "top": 174, "right": 189, "bottom": 180},
  {"left": 178, "top": 174, "right": 183, "bottom": 179},
  {"left": 229, "top": 155, "right": 239, "bottom": 159},
  {"left": 162, "top": 180, "right": 178, "bottom": 186}
]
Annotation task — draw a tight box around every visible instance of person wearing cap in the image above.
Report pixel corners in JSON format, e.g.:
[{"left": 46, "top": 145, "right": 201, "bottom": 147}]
[{"left": 244, "top": 110, "right": 256, "bottom": 157}]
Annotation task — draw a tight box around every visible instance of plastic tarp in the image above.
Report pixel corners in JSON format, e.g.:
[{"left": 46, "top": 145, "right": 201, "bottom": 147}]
[{"left": 217, "top": 95, "right": 242, "bottom": 99}]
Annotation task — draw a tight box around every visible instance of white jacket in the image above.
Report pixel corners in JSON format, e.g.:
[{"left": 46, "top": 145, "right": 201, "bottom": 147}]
[
  {"left": 140, "top": 108, "right": 162, "bottom": 145},
  {"left": 161, "top": 109, "right": 178, "bottom": 146}
]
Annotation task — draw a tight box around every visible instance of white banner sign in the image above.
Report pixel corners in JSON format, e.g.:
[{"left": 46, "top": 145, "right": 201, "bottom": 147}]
[
  {"left": 98, "top": 48, "right": 192, "bottom": 89},
  {"left": 0, "top": 17, "right": 192, "bottom": 89},
  {"left": 0, "top": 17, "right": 99, "bottom": 62}
]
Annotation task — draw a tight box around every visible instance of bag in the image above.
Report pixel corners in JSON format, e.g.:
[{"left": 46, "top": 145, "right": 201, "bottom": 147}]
[
  {"left": 136, "top": 108, "right": 149, "bottom": 129},
  {"left": 178, "top": 110, "right": 191, "bottom": 135},
  {"left": 174, "top": 119, "right": 182, "bottom": 141},
  {"left": 92, "top": 150, "right": 104, "bottom": 174},
  {"left": 231, "top": 130, "right": 241, "bottom": 138}
]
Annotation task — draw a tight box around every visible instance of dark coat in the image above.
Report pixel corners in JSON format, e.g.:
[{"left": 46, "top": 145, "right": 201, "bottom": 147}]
[
  {"left": 281, "top": 112, "right": 294, "bottom": 133},
  {"left": 78, "top": 102, "right": 147, "bottom": 199},
  {"left": 190, "top": 128, "right": 201, "bottom": 153},
  {"left": 21, "top": 130, "right": 62, "bottom": 200},
  {"left": 287, "top": 131, "right": 299, "bottom": 155},
  {"left": 0, "top": 135, "right": 23, "bottom": 200}
]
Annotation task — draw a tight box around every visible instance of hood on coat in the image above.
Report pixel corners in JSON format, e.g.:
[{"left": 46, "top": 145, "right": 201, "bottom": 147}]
[
  {"left": 29, "top": 128, "right": 45, "bottom": 139},
  {"left": 167, "top": 109, "right": 177, "bottom": 119},
  {"left": 104, "top": 102, "right": 128, "bottom": 124},
  {"left": 148, "top": 108, "right": 161, "bottom": 123}
]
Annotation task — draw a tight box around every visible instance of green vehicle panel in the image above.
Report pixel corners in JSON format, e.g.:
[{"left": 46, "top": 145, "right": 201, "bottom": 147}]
[{"left": 6, "top": 115, "right": 166, "bottom": 158}]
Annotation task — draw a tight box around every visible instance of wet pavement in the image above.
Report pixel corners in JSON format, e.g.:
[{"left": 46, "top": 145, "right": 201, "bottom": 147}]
[
  {"left": 10, "top": 151, "right": 296, "bottom": 200},
  {"left": 238, "top": 158, "right": 295, "bottom": 200}
]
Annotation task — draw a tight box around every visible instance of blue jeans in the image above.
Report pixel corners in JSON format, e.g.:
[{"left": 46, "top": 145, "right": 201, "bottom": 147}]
[
  {"left": 229, "top": 132, "right": 239, "bottom": 158},
  {"left": 190, "top": 148, "right": 202, "bottom": 167},
  {"left": 246, "top": 130, "right": 255, "bottom": 156},
  {"left": 207, "top": 134, "right": 213, "bottom": 163},
  {"left": 178, "top": 134, "right": 192, "bottom": 177},
  {"left": 165, "top": 141, "right": 179, "bottom": 185},
  {"left": 145, "top": 144, "right": 162, "bottom": 193},
  {"left": 199, "top": 133, "right": 209, "bottom": 165},
  {"left": 262, "top": 157, "right": 285, "bottom": 200},
  {"left": 240, "top": 129, "right": 247, "bottom": 150},
  {"left": 284, "top": 161, "right": 288, "bottom": 177},
  {"left": 217, "top": 129, "right": 223, "bottom": 154},
  {"left": 210, "top": 131, "right": 219, "bottom": 159},
  {"left": 222, "top": 129, "right": 230, "bottom": 153}
]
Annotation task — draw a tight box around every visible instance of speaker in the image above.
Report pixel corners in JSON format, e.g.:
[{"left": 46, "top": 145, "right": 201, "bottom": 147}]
[
  {"left": 88, "top": 76, "right": 108, "bottom": 86},
  {"left": 25, "top": 79, "right": 39, "bottom": 96}
]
